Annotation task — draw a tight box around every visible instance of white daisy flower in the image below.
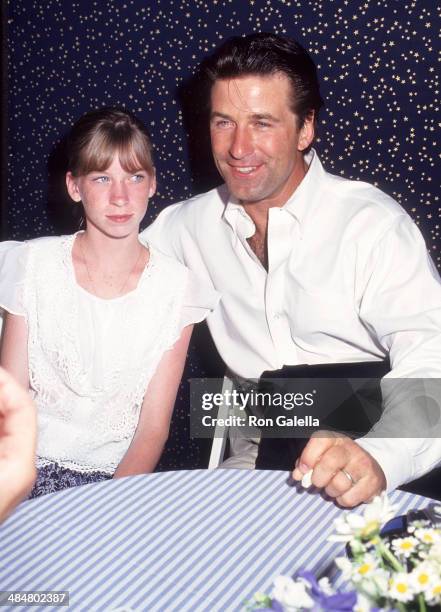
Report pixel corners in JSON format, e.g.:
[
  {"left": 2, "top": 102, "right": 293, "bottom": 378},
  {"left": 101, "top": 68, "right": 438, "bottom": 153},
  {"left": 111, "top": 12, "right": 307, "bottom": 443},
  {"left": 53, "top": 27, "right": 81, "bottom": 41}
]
[
  {"left": 409, "top": 562, "right": 438, "bottom": 594},
  {"left": 351, "top": 554, "right": 379, "bottom": 583},
  {"left": 388, "top": 572, "right": 415, "bottom": 603},
  {"left": 363, "top": 493, "right": 397, "bottom": 526},
  {"left": 335, "top": 554, "right": 388, "bottom": 599},
  {"left": 329, "top": 493, "right": 396, "bottom": 543},
  {"left": 426, "top": 581, "right": 441, "bottom": 605},
  {"left": 272, "top": 575, "right": 314, "bottom": 611},
  {"left": 330, "top": 513, "right": 371, "bottom": 543},
  {"left": 391, "top": 536, "right": 419, "bottom": 558},
  {"left": 353, "top": 568, "right": 390, "bottom": 601},
  {"left": 415, "top": 527, "right": 441, "bottom": 545}
]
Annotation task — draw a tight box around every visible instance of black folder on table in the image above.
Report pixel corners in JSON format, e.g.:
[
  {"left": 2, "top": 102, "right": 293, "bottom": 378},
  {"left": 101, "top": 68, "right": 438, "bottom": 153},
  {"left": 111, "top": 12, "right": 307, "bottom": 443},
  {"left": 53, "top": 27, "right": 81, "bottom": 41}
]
[{"left": 255, "top": 359, "right": 391, "bottom": 471}]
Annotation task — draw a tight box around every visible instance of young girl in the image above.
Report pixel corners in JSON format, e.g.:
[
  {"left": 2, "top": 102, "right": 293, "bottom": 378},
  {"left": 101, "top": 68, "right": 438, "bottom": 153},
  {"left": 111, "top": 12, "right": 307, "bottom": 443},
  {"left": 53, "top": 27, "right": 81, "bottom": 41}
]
[{"left": 0, "top": 107, "right": 218, "bottom": 496}]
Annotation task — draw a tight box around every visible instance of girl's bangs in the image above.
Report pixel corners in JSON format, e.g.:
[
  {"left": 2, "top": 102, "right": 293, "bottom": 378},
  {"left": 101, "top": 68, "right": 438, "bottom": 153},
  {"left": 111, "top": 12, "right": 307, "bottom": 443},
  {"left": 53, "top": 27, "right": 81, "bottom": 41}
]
[{"left": 76, "top": 130, "right": 153, "bottom": 175}]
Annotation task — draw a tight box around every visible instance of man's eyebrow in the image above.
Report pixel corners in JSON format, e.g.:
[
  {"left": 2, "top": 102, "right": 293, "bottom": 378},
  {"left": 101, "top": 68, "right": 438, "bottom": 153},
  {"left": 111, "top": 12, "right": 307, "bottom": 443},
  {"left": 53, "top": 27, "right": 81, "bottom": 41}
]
[
  {"left": 210, "top": 111, "right": 232, "bottom": 120},
  {"left": 250, "top": 113, "right": 280, "bottom": 123},
  {"left": 210, "top": 111, "right": 280, "bottom": 122}
]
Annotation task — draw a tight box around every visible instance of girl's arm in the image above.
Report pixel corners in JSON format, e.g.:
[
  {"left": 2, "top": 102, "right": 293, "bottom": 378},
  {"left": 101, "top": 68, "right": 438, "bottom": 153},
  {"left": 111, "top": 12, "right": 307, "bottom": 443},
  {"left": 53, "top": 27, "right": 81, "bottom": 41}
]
[
  {"left": 0, "top": 313, "right": 30, "bottom": 390},
  {"left": 113, "top": 324, "right": 193, "bottom": 478},
  {"left": 0, "top": 367, "right": 36, "bottom": 523}
]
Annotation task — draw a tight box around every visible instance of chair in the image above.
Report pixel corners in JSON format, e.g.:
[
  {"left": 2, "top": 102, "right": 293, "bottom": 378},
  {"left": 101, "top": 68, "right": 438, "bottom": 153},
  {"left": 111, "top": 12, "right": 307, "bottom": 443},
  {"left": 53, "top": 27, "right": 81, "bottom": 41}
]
[{"left": 207, "top": 375, "right": 232, "bottom": 469}]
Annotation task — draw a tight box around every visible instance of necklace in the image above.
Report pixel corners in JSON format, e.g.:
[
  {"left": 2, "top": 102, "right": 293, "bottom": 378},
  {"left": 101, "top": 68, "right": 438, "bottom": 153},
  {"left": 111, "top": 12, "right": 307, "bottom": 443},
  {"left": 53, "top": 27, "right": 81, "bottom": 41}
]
[{"left": 79, "top": 235, "right": 144, "bottom": 298}]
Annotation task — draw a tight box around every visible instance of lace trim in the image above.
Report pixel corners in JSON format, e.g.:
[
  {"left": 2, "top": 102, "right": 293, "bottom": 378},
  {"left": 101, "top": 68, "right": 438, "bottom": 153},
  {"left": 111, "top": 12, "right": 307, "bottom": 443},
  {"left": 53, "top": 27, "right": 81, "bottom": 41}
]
[
  {"left": 36, "top": 456, "right": 114, "bottom": 475},
  {"left": 23, "top": 235, "right": 188, "bottom": 473}
]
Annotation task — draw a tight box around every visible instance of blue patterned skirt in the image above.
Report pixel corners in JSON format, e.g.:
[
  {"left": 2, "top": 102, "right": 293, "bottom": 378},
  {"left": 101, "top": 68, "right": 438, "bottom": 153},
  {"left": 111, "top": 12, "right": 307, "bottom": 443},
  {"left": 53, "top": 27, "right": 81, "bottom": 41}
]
[{"left": 30, "top": 462, "right": 112, "bottom": 498}]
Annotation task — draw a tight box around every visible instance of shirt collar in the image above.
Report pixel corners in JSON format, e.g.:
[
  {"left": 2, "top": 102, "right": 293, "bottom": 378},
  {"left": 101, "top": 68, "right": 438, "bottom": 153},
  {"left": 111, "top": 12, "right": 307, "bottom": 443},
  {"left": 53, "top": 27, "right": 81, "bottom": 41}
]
[
  {"left": 282, "top": 149, "right": 325, "bottom": 224},
  {"left": 222, "top": 148, "right": 325, "bottom": 236}
]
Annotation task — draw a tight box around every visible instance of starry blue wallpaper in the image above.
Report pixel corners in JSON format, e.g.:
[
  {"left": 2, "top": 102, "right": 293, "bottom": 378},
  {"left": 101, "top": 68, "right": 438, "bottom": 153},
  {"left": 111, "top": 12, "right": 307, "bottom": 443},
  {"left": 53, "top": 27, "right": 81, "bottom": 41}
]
[{"left": 5, "top": 0, "right": 441, "bottom": 468}]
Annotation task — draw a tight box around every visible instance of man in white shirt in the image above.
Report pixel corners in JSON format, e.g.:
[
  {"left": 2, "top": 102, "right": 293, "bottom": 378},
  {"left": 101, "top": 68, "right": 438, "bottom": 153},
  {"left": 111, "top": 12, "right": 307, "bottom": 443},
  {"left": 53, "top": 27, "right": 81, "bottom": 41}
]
[{"left": 143, "top": 33, "right": 441, "bottom": 507}]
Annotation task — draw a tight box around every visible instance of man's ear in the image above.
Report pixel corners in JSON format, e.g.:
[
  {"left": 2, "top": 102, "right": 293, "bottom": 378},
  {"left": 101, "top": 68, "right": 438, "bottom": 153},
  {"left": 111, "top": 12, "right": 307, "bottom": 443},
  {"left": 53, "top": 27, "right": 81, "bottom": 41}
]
[
  {"left": 297, "top": 112, "right": 315, "bottom": 152},
  {"left": 65, "top": 172, "right": 82, "bottom": 203}
]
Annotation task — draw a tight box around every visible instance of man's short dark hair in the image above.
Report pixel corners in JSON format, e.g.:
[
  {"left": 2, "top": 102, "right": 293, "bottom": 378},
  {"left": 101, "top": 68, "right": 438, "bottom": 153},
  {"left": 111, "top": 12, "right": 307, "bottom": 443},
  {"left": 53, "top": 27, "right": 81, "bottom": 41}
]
[{"left": 202, "top": 32, "right": 324, "bottom": 130}]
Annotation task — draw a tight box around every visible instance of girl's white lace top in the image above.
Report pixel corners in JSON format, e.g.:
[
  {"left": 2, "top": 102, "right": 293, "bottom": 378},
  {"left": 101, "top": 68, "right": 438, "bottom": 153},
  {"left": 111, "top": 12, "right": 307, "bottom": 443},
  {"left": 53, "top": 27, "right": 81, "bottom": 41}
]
[{"left": 0, "top": 233, "right": 219, "bottom": 474}]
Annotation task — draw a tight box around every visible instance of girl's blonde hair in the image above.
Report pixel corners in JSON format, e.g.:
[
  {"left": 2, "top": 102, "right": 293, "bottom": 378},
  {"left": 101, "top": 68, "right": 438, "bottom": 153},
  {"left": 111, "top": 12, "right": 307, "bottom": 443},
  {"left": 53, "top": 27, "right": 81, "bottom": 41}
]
[{"left": 67, "top": 107, "right": 154, "bottom": 176}]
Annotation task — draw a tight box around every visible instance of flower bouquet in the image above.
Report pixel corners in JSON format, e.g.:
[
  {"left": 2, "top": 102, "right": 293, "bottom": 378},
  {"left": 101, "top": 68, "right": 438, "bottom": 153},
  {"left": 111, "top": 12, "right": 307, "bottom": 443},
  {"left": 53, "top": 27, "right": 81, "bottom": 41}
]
[{"left": 245, "top": 494, "right": 441, "bottom": 611}]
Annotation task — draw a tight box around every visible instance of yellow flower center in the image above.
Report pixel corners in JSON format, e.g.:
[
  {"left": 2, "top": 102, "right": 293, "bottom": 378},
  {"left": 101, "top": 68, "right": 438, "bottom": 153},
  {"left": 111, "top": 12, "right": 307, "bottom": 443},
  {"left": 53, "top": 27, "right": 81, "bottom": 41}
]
[
  {"left": 418, "top": 574, "right": 429, "bottom": 585},
  {"left": 358, "top": 563, "right": 372, "bottom": 575},
  {"left": 433, "top": 585, "right": 441, "bottom": 594},
  {"left": 360, "top": 521, "right": 379, "bottom": 538},
  {"left": 423, "top": 535, "right": 433, "bottom": 543},
  {"left": 397, "top": 583, "right": 408, "bottom": 594},
  {"left": 400, "top": 541, "right": 413, "bottom": 550}
]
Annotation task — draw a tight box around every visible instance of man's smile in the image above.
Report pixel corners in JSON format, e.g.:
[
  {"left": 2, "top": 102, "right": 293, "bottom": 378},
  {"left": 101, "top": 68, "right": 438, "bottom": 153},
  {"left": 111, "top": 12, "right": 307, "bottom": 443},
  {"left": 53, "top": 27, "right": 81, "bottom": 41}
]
[{"left": 228, "top": 164, "right": 262, "bottom": 176}]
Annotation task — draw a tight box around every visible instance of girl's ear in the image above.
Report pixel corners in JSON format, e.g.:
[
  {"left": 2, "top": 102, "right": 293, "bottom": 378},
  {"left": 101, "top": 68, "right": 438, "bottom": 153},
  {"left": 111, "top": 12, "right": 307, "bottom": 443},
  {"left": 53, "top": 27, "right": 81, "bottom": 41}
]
[{"left": 66, "top": 172, "right": 82, "bottom": 202}]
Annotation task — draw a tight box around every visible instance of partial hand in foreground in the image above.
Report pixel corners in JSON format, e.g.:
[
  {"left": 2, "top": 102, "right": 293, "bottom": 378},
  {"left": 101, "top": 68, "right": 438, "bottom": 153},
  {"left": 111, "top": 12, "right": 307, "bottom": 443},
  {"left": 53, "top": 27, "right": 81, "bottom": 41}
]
[
  {"left": 292, "top": 431, "right": 386, "bottom": 507},
  {"left": 0, "top": 367, "right": 36, "bottom": 523}
]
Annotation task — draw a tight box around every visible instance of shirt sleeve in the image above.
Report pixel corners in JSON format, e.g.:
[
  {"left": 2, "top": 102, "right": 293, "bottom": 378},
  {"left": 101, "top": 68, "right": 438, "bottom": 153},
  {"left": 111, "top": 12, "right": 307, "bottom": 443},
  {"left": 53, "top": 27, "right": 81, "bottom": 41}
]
[
  {"left": 164, "top": 265, "right": 221, "bottom": 351},
  {"left": 141, "top": 203, "right": 186, "bottom": 262},
  {"left": 0, "top": 241, "right": 29, "bottom": 316},
  {"left": 356, "top": 215, "right": 441, "bottom": 489},
  {"left": 180, "top": 268, "right": 221, "bottom": 329},
  {"left": 356, "top": 436, "right": 441, "bottom": 492},
  {"left": 359, "top": 214, "right": 441, "bottom": 377}
]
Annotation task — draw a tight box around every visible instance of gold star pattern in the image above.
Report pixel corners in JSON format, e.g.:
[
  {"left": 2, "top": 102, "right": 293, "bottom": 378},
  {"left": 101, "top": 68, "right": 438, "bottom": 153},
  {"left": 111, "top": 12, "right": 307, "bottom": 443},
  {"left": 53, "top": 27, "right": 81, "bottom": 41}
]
[{"left": 6, "top": 0, "right": 439, "bottom": 270}]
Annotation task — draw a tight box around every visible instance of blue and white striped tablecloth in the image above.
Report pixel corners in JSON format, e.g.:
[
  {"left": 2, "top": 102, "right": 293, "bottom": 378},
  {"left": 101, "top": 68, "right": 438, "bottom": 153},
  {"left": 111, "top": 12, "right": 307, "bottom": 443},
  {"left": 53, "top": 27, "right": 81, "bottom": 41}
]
[{"left": 0, "top": 469, "right": 432, "bottom": 611}]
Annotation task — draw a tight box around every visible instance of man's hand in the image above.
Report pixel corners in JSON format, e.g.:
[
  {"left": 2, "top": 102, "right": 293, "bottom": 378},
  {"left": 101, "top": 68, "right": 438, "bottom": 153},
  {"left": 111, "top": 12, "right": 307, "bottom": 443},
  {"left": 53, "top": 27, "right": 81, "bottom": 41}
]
[
  {"left": 0, "top": 367, "right": 37, "bottom": 523},
  {"left": 292, "top": 431, "right": 386, "bottom": 507}
]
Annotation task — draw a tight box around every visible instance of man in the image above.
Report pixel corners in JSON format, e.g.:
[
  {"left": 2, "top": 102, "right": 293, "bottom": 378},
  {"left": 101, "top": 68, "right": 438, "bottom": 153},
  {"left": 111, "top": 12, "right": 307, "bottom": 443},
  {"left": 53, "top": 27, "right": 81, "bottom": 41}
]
[
  {"left": 0, "top": 367, "right": 36, "bottom": 523},
  {"left": 143, "top": 33, "right": 441, "bottom": 507}
]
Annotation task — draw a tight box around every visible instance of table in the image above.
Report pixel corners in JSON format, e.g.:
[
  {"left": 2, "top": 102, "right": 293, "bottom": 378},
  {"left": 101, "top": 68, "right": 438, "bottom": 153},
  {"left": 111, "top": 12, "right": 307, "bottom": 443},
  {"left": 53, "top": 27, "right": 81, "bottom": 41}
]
[{"left": 0, "top": 469, "right": 432, "bottom": 611}]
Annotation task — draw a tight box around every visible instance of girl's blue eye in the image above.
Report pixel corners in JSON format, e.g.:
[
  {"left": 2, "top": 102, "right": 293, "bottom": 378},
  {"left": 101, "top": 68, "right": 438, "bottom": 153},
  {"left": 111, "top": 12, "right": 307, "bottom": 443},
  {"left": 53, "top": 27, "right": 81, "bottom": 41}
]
[
  {"left": 131, "top": 174, "right": 145, "bottom": 183},
  {"left": 93, "top": 176, "right": 110, "bottom": 184}
]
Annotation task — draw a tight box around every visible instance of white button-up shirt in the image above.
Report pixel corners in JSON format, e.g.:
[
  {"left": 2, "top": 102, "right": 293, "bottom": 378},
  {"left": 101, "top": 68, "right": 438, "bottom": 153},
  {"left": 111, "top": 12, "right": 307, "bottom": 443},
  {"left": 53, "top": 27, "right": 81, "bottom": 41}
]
[{"left": 143, "top": 150, "right": 441, "bottom": 490}]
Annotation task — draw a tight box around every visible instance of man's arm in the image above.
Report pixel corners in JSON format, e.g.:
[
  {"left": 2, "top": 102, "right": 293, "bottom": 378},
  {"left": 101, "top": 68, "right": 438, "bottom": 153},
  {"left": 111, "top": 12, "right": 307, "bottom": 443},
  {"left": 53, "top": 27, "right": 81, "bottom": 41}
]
[
  {"left": 294, "top": 215, "right": 441, "bottom": 505},
  {"left": 113, "top": 325, "right": 193, "bottom": 477},
  {"left": 141, "top": 202, "right": 186, "bottom": 262}
]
